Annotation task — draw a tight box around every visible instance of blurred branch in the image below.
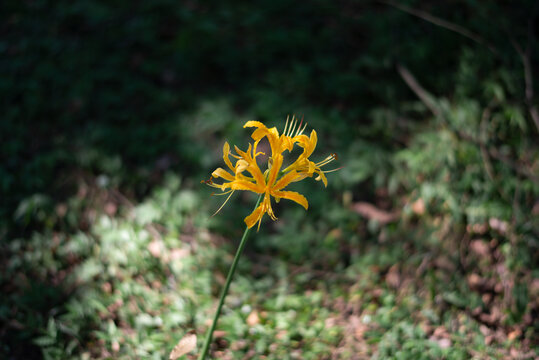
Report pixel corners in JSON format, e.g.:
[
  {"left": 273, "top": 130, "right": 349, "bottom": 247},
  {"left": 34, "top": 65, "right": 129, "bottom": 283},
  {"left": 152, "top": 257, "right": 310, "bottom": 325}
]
[
  {"left": 396, "top": 63, "right": 539, "bottom": 183},
  {"left": 479, "top": 102, "right": 496, "bottom": 182},
  {"left": 351, "top": 202, "right": 400, "bottom": 224},
  {"left": 510, "top": 24, "right": 539, "bottom": 132},
  {"left": 396, "top": 63, "right": 441, "bottom": 118},
  {"left": 380, "top": 0, "right": 499, "bottom": 55}
]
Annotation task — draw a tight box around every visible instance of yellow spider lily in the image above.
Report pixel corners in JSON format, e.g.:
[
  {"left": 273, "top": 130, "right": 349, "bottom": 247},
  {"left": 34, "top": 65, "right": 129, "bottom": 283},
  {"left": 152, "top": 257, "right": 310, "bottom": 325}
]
[
  {"left": 204, "top": 117, "right": 337, "bottom": 229},
  {"left": 247, "top": 116, "right": 338, "bottom": 186}
]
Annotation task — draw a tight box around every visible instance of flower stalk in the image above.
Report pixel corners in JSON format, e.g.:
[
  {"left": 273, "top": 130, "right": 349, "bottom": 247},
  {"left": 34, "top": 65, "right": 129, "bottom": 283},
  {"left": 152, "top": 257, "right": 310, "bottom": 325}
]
[
  {"left": 197, "top": 116, "right": 338, "bottom": 358},
  {"left": 197, "top": 195, "right": 262, "bottom": 360}
]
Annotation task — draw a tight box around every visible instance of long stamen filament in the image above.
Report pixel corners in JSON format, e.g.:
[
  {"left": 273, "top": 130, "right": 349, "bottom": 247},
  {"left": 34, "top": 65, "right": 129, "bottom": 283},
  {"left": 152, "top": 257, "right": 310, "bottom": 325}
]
[
  {"left": 208, "top": 183, "right": 226, "bottom": 189},
  {"left": 295, "top": 116, "right": 304, "bottom": 137},
  {"left": 316, "top": 159, "right": 334, "bottom": 167},
  {"left": 321, "top": 167, "right": 343, "bottom": 173},
  {"left": 288, "top": 115, "right": 298, "bottom": 137},
  {"left": 211, "top": 190, "right": 236, "bottom": 217},
  {"left": 212, "top": 189, "right": 234, "bottom": 196},
  {"left": 316, "top": 154, "right": 337, "bottom": 167},
  {"left": 297, "top": 122, "right": 308, "bottom": 136},
  {"left": 285, "top": 115, "right": 292, "bottom": 136}
]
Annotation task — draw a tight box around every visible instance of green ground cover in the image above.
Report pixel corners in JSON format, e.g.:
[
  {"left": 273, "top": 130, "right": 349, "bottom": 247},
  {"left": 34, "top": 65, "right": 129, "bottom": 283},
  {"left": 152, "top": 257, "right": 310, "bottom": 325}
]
[{"left": 1, "top": 1, "right": 538, "bottom": 359}]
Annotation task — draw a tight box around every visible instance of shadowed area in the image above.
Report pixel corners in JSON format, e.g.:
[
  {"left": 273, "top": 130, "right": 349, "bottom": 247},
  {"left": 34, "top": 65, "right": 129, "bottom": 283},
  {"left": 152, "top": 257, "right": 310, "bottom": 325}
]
[{"left": 1, "top": 1, "right": 538, "bottom": 359}]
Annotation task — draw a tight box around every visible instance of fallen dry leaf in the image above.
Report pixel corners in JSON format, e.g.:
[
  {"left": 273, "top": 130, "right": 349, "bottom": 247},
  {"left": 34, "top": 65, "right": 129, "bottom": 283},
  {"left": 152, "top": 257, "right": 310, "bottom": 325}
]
[
  {"left": 104, "top": 202, "right": 117, "bottom": 216},
  {"left": 466, "top": 223, "right": 488, "bottom": 234},
  {"left": 436, "top": 338, "right": 451, "bottom": 349},
  {"left": 169, "top": 248, "right": 190, "bottom": 261},
  {"left": 148, "top": 239, "right": 164, "bottom": 258},
  {"left": 467, "top": 273, "right": 483, "bottom": 289},
  {"left": 385, "top": 265, "right": 401, "bottom": 289},
  {"left": 411, "top": 198, "right": 425, "bottom": 215},
  {"left": 507, "top": 328, "right": 522, "bottom": 341},
  {"left": 432, "top": 326, "right": 448, "bottom": 338},
  {"left": 55, "top": 203, "right": 67, "bottom": 217},
  {"left": 488, "top": 218, "right": 508, "bottom": 234},
  {"left": 530, "top": 278, "right": 539, "bottom": 296},
  {"left": 213, "top": 330, "right": 227, "bottom": 338},
  {"left": 169, "top": 331, "right": 197, "bottom": 360},
  {"left": 469, "top": 239, "right": 490, "bottom": 257},
  {"left": 351, "top": 202, "right": 400, "bottom": 224},
  {"left": 429, "top": 326, "right": 451, "bottom": 349},
  {"left": 434, "top": 256, "right": 456, "bottom": 272},
  {"left": 247, "top": 311, "right": 260, "bottom": 326},
  {"left": 533, "top": 201, "right": 539, "bottom": 216}
]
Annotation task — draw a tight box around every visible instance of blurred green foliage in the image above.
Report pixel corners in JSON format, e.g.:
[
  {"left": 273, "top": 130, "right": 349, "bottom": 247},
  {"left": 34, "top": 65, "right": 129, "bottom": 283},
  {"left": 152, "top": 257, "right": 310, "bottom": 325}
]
[{"left": 1, "top": 0, "right": 538, "bottom": 359}]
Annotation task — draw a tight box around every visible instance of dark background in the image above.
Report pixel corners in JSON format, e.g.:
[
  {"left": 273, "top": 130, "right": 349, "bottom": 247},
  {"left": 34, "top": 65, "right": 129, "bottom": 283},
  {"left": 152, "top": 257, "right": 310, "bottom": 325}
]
[{"left": 1, "top": 1, "right": 538, "bottom": 359}]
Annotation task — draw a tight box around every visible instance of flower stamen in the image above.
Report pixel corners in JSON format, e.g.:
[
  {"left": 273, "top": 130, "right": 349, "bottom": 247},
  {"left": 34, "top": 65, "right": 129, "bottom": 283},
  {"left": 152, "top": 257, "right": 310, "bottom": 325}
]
[
  {"left": 288, "top": 115, "right": 298, "bottom": 137},
  {"left": 211, "top": 190, "right": 236, "bottom": 217},
  {"left": 297, "top": 121, "right": 308, "bottom": 136},
  {"left": 201, "top": 176, "right": 214, "bottom": 185},
  {"left": 316, "top": 154, "right": 337, "bottom": 167},
  {"left": 320, "top": 166, "right": 343, "bottom": 173},
  {"left": 212, "top": 189, "right": 234, "bottom": 196}
]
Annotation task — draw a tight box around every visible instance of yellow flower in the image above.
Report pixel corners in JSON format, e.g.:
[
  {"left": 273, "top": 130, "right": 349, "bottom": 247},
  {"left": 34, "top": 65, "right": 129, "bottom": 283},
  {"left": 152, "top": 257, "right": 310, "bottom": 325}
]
[
  {"left": 204, "top": 116, "right": 337, "bottom": 229},
  {"left": 246, "top": 115, "right": 337, "bottom": 186}
]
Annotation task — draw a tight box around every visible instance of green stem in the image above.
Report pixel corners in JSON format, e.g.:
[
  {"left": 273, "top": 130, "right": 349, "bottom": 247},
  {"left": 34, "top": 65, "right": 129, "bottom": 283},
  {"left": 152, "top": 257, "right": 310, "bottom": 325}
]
[{"left": 197, "top": 195, "right": 262, "bottom": 360}]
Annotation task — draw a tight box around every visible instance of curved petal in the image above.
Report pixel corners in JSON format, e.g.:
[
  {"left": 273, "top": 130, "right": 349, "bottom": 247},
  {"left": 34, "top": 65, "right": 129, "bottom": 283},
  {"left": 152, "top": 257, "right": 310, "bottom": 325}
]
[
  {"left": 244, "top": 202, "right": 265, "bottom": 228},
  {"left": 279, "top": 135, "right": 295, "bottom": 152},
  {"left": 247, "top": 123, "right": 278, "bottom": 150},
  {"left": 273, "top": 170, "right": 301, "bottom": 191},
  {"left": 267, "top": 153, "right": 283, "bottom": 186},
  {"left": 233, "top": 144, "right": 265, "bottom": 187},
  {"left": 246, "top": 121, "right": 283, "bottom": 156},
  {"left": 233, "top": 144, "right": 250, "bottom": 160},
  {"left": 244, "top": 120, "right": 267, "bottom": 131},
  {"left": 235, "top": 159, "right": 249, "bottom": 174},
  {"left": 290, "top": 172, "right": 310, "bottom": 183},
  {"left": 248, "top": 165, "right": 266, "bottom": 188},
  {"left": 309, "top": 130, "right": 318, "bottom": 149},
  {"left": 230, "top": 180, "right": 264, "bottom": 193},
  {"left": 295, "top": 130, "right": 317, "bottom": 158},
  {"left": 292, "top": 134, "right": 310, "bottom": 148},
  {"left": 211, "top": 167, "right": 235, "bottom": 182},
  {"left": 266, "top": 128, "right": 282, "bottom": 155},
  {"left": 263, "top": 194, "right": 276, "bottom": 220},
  {"left": 283, "top": 131, "right": 317, "bottom": 173},
  {"left": 315, "top": 169, "right": 328, "bottom": 187},
  {"left": 236, "top": 172, "right": 254, "bottom": 182},
  {"left": 308, "top": 161, "right": 316, "bottom": 174},
  {"left": 251, "top": 127, "right": 269, "bottom": 142},
  {"left": 222, "top": 142, "right": 234, "bottom": 172},
  {"left": 271, "top": 190, "right": 309, "bottom": 209}
]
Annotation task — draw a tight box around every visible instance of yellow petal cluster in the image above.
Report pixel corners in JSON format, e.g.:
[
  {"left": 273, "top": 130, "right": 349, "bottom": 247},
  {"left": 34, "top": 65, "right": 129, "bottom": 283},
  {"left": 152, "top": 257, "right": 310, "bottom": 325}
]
[{"left": 204, "top": 116, "right": 337, "bottom": 229}]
